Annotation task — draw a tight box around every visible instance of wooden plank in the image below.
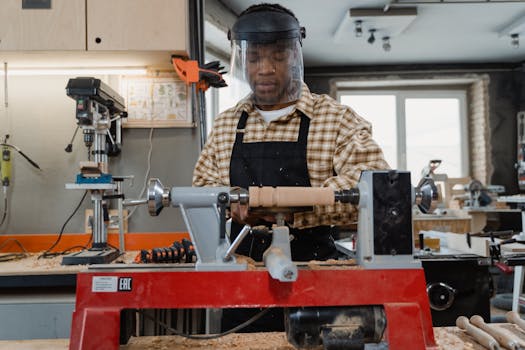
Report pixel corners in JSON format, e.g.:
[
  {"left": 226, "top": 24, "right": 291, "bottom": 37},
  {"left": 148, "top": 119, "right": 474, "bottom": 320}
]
[
  {"left": 445, "top": 232, "right": 491, "bottom": 256},
  {"left": 0, "top": 339, "right": 68, "bottom": 350}
]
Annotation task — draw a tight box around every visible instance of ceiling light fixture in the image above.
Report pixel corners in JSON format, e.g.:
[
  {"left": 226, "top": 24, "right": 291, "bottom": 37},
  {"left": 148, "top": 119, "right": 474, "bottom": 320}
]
[
  {"left": 354, "top": 20, "right": 363, "bottom": 37},
  {"left": 367, "top": 29, "right": 376, "bottom": 44},
  {"left": 511, "top": 33, "right": 520, "bottom": 49},
  {"left": 382, "top": 36, "right": 391, "bottom": 52}
]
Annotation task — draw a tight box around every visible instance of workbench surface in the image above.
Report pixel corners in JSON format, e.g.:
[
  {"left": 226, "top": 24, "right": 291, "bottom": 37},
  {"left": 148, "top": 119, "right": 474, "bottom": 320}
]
[
  {"left": 0, "top": 251, "right": 138, "bottom": 275},
  {"left": 2, "top": 326, "right": 525, "bottom": 350},
  {"left": 1, "top": 254, "right": 518, "bottom": 349}
]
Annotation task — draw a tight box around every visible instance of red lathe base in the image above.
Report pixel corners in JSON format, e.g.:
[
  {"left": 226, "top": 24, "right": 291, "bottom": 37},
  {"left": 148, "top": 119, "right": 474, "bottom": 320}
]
[{"left": 69, "top": 268, "right": 437, "bottom": 350}]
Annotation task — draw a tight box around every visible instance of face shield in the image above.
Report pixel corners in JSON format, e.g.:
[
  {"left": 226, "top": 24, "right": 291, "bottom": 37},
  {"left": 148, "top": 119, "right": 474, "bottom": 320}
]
[
  {"left": 228, "top": 9, "right": 306, "bottom": 107},
  {"left": 230, "top": 38, "right": 303, "bottom": 106}
]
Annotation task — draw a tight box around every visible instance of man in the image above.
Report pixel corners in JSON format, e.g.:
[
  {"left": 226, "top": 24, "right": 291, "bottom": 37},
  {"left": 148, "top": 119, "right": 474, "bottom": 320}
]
[
  {"left": 194, "top": 2, "right": 388, "bottom": 260},
  {"left": 193, "top": 3, "right": 389, "bottom": 331}
]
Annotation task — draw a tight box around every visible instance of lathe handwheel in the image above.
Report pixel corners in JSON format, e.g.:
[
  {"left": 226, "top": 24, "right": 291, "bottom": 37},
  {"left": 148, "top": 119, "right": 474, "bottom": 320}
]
[{"left": 427, "top": 282, "right": 456, "bottom": 311}]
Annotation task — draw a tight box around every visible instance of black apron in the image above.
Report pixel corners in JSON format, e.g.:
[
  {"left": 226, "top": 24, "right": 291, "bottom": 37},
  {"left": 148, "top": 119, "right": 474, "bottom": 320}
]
[
  {"left": 229, "top": 110, "right": 337, "bottom": 262},
  {"left": 222, "top": 110, "right": 338, "bottom": 333}
]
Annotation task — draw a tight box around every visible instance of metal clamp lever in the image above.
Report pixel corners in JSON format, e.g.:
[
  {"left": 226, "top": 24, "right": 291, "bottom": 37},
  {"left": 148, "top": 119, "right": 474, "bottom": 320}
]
[{"left": 223, "top": 224, "right": 251, "bottom": 262}]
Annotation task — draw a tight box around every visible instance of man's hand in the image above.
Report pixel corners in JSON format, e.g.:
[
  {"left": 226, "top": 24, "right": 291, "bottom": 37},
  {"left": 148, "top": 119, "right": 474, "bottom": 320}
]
[
  {"left": 230, "top": 201, "right": 250, "bottom": 224},
  {"left": 230, "top": 203, "right": 293, "bottom": 226}
]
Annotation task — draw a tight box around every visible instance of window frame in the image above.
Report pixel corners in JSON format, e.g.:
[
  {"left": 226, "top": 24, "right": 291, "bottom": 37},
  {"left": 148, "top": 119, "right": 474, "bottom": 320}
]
[{"left": 337, "top": 88, "right": 469, "bottom": 177}]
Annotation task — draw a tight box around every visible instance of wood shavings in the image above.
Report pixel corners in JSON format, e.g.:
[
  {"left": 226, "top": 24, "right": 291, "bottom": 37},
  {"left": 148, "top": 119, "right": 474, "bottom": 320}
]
[
  {"left": 121, "top": 333, "right": 302, "bottom": 350},
  {"left": 0, "top": 251, "right": 138, "bottom": 275},
  {"left": 0, "top": 326, "right": 521, "bottom": 349},
  {"left": 233, "top": 254, "right": 259, "bottom": 270},
  {"left": 305, "top": 259, "right": 359, "bottom": 270},
  {"left": 434, "top": 327, "right": 483, "bottom": 349}
]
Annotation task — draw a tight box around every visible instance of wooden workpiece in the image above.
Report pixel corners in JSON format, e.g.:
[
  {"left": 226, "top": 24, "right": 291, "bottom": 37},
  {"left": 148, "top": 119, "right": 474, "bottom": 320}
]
[{"left": 248, "top": 186, "right": 335, "bottom": 207}]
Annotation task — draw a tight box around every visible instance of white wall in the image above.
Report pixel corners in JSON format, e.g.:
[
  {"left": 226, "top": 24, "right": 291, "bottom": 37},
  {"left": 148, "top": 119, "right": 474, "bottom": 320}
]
[{"left": 0, "top": 74, "right": 200, "bottom": 234}]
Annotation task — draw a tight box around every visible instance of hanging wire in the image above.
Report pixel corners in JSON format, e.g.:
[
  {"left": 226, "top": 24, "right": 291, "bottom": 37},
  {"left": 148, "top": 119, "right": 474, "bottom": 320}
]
[
  {"left": 38, "top": 190, "right": 88, "bottom": 259},
  {"left": 125, "top": 127, "right": 154, "bottom": 220},
  {"left": 136, "top": 307, "right": 271, "bottom": 340},
  {"left": 0, "top": 238, "right": 28, "bottom": 262}
]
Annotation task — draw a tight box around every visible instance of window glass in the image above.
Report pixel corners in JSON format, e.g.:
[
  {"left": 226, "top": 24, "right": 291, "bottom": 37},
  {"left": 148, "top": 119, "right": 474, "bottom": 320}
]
[
  {"left": 340, "top": 95, "right": 397, "bottom": 168},
  {"left": 339, "top": 90, "right": 466, "bottom": 185},
  {"left": 405, "top": 98, "right": 462, "bottom": 179}
]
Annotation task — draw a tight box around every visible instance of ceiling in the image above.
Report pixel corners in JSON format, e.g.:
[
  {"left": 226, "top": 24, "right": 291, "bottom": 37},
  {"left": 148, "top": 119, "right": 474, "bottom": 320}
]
[{"left": 209, "top": 0, "right": 525, "bottom": 67}]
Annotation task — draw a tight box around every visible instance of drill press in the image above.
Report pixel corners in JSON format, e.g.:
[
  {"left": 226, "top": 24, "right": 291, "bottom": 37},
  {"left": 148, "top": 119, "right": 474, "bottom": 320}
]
[{"left": 62, "top": 77, "right": 127, "bottom": 265}]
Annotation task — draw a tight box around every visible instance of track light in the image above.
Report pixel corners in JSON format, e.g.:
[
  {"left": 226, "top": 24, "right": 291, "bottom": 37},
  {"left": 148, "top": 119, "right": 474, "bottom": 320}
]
[
  {"left": 354, "top": 20, "right": 363, "bottom": 38},
  {"left": 382, "top": 36, "right": 391, "bottom": 52},
  {"left": 367, "top": 29, "right": 376, "bottom": 44},
  {"left": 511, "top": 33, "right": 519, "bottom": 49}
]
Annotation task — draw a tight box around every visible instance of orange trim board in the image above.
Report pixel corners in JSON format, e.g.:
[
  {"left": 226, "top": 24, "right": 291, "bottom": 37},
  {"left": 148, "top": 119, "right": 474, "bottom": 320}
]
[{"left": 0, "top": 232, "right": 190, "bottom": 253}]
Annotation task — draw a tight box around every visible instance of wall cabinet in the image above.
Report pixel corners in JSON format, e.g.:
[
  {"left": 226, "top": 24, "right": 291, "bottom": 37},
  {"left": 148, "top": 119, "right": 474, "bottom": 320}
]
[
  {"left": 0, "top": 0, "right": 188, "bottom": 54},
  {"left": 87, "top": 0, "right": 188, "bottom": 52},
  {"left": 0, "top": 0, "right": 85, "bottom": 50}
]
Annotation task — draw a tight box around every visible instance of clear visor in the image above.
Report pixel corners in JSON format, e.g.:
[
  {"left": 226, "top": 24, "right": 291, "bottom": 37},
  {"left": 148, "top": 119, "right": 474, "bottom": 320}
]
[{"left": 229, "top": 38, "right": 304, "bottom": 106}]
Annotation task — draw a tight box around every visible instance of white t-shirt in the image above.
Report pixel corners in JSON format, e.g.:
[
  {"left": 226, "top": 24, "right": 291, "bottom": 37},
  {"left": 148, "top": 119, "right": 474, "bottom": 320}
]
[{"left": 255, "top": 105, "right": 296, "bottom": 124}]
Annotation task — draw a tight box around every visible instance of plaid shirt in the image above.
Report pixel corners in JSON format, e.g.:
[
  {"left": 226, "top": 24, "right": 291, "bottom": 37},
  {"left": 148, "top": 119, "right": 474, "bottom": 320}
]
[{"left": 193, "top": 84, "right": 389, "bottom": 228}]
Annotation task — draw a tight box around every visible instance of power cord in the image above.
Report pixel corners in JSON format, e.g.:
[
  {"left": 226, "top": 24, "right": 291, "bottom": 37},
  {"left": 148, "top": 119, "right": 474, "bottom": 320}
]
[
  {"left": 126, "top": 128, "right": 154, "bottom": 220},
  {"left": 38, "top": 190, "right": 88, "bottom": 259},
  {"left": 0, "top": 190, "right": 7, "bottom": 227},
  {"left": 0, "top": 238, "right": 29, "bottom": 262},
  {"left": 136, "top": 307, "right": 271, "bottom": 340}
]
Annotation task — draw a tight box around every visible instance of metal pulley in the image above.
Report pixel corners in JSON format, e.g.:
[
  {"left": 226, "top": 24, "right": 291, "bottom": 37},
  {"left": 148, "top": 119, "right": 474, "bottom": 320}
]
[{"left": 147, "top": 178, "right": 170, "bottom": 216}]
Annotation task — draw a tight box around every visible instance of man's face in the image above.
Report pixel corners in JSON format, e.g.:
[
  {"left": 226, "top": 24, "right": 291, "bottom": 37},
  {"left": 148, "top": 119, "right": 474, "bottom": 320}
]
[{"left": 245, "top": 42, "right": 294, "bottom": 106}]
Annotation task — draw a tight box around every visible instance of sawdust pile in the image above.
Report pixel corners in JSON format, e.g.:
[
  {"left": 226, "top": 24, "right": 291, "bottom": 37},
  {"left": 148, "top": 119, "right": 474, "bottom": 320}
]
[
  {"left": 233, "top": 254, "right": 258, "bottom": 270},
  {"left": 121, "top": 327, "right": 504, "bottom": 350},
  {"left": 0, "top": 253, "right": 80, "bottom": 273},
  {"left": 305, "top": 259, "right": 358, "bottom": 270},
  {"left": 434, "top": 327, "right": 483, "bottom": 350},
  {"left": 120, "top": 333, "right": 307, "bottom": 350}
]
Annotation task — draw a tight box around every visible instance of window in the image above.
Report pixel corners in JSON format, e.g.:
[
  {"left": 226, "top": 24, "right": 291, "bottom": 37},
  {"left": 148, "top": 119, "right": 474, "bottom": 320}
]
[{"left": 338, "top": 89, "right": 468, "bottom": 185}]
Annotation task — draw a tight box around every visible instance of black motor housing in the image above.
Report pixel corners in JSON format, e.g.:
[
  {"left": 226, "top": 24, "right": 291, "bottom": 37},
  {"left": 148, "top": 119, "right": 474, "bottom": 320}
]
[{"left": 285, "top": 306, "right": 386, "bottom": 349}]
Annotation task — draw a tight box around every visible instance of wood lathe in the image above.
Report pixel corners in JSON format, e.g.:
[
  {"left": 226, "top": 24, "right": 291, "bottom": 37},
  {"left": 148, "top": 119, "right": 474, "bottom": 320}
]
[{"left": 69, "top": 170, "right": 441, "bottom": 350}]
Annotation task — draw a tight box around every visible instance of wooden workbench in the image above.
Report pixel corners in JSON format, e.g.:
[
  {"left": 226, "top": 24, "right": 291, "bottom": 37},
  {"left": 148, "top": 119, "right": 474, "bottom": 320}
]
[
  {"left": 0, "top": 252, "right": 513, "bottom": 350},
  {"left": 2, "top": 325, "right": 525, "bottom": 350}
]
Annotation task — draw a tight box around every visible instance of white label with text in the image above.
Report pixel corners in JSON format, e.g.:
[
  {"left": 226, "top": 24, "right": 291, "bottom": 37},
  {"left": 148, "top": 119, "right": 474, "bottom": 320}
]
[{"left": 92, "top": 276, "right": 118, "bottom": 292}]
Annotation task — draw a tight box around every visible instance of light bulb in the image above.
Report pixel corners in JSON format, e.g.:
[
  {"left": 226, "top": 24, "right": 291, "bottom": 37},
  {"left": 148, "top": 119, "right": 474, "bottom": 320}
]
[
  {"left": 354, "top": 20, "right": 363, "bottom": 38},
  {"left": 382, "top": 36, "right": 391, "bottom": 52},
  {"left": 511, "top": 33, "right": 519, "bottom": 49},
  {"left": 367, "top": 29, "right": 376, "bottom": 44}
]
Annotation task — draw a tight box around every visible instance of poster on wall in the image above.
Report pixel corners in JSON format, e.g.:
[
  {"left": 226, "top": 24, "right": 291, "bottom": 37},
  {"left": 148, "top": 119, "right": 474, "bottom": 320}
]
[{"left": 120, "top": 72, "right": 192, "bottom": 128}]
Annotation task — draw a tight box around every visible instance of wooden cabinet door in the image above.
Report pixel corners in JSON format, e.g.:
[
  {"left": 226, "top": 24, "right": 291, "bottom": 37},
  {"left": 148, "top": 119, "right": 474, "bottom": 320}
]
[
  {"left": 0, "top": 0, "right": 85, "bottom": 50},
  {"left": 87, "top": 0, "right": 188, "bottom": 53}
]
